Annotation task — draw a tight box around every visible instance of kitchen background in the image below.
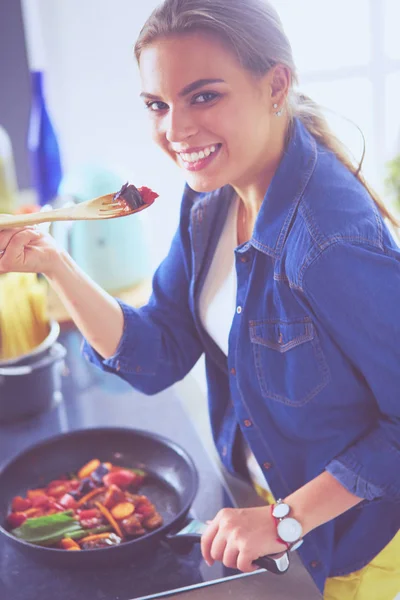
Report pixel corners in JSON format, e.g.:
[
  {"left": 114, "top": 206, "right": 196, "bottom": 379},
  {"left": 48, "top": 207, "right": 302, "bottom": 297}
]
[
  {"left": 0, "top": 1, "right": 399, "bottom": 598},
  {"left": 1, "top": 0, "right": 400, "bottom": 453},
  {"left": 0, "top": 0, "right": 400, "bottom": 447}
]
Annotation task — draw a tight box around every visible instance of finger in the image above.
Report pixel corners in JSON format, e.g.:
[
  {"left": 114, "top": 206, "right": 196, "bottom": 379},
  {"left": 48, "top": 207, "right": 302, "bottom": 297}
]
[
  {"left": 0, "top": 227, "right": 39, "bottom": 251},
  {"left": 237, "top": 550, "right": 259, "bottom": 573},
  {"left": 222, "top": 544, "right": 240, "bottom": 570},
  {"left": 0, "top": 230, "right": 41, "bottom": 266},
  {"left": 210, "top": 532, "right": 228, "bottom": 563},
  {"left": 201, "top": 521, "right": 219, "bottom": 567}
]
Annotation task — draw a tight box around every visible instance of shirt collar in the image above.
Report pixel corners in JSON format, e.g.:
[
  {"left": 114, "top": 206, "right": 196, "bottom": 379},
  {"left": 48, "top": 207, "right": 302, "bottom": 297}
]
[
  {"left": 189, "top": 118, "right": 317, "bottom": 258},
  {"left": 251, "top": 118, "right": 317, "bottom": 258}
]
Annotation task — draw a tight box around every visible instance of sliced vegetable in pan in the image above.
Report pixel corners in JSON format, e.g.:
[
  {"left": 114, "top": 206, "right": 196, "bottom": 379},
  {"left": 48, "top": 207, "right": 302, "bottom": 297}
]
[{"left": 6, "top": 459, "right": 163, "bottom": 550}]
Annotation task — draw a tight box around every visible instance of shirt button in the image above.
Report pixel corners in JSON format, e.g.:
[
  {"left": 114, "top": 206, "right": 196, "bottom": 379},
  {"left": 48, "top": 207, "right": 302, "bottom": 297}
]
[
  {"left": 230, "top": 368, "right": 236, "bottom": 375},
  {"left": 263, "top": 462, "right": 273, "bottom": 470},
  {"left": 236, "top": 306, "right": 242, "bottom": 314},
  {"left": 310, "top": 561, "right": 320, "bottom": 569},
  {"left": 240, "top": 256, "right": 248, "bottom": 263},
  {"left": 244, "top": 419, "right": 252, "bottom": 427},
  {"left": 222, "top": 446, "right": 228, "bottom": 457}
]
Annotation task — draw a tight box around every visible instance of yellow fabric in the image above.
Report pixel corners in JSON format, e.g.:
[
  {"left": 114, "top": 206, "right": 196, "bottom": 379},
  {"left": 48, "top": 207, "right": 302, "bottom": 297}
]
[
  {"left": 324, "top": 530, "right": 400, "bottom": 600},
  {"left": 253, "top": 481, "right": 276, "bottom": 506},
  {"left": 252, "top": 482, "right": 400, "bottom": 599}
]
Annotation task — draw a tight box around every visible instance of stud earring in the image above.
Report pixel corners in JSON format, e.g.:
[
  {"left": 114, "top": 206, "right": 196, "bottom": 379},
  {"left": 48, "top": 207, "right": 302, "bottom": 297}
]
[{"left": 273, "top": 103, "right": 283, "bottom": 117}]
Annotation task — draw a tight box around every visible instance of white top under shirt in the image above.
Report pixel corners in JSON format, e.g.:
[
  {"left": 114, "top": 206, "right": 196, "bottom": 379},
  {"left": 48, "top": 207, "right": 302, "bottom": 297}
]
[{"left": 199, "top": 196, "right": 271, "bottom": 493}]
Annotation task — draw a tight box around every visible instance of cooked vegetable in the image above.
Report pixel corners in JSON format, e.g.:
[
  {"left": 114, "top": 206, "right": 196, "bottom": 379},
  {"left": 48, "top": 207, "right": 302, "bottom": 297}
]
[
  {"left": 78, "top": 459, "right": 101, "bottom": 480},
  {"left": 6, "top": 458, "right": 163, "bottom": 551},
  {"left": 127, "top": 468, "right": 146, "bottom": 477},
  {"left": 7, "top": 512, "right": 27, "bottom": 529},
  {"left": 102, "top": 469, "right": 136, "bottom": 489},
  {"left": 111, "top": 502, "right": 135, "bottom": 521},
  {"left": 30, "top": 494, "right": 50, "bottom": 508},
  {"left": 78, "top": 509, "right": 101, "bottom": 521},
  {"left": 11, "top": 496, "right": 32, "bottom": 512},
  {"left": 103, "top": 484, "right": 125, "bottom": 509},
  {"left": 91, "top": 463, "right": 110, "bottom": 484},
  {"left": 11, "top": 511, "right": 81, "bottom": 544},
  {"left": 60, "top": 537, "right": 81, "bottom": 551},
  {"left": 121, "top": 514, "right": 145, "bottom": 537},
  {"left": 68, "top": 525, "right": 112, "bottom": 541},
  {"left": 78, "top": 532, "right": 116, "bottom": 544},
  {"left": 81, "top": 533, "right": 121, "bottom": 550},
  {"left": 143, "top": 514, "right": 164, "bottom": 530},
  {"left": 58, "top": 494, "right": 78, "bottom": 510},
  {"left": 136, "top": 500, "right": 156, "bottom": 519},
  {"left": 27, "top": 488, "right": 47, "bottom": 500},
  {"left": 76, "top": 487, "right": 106, "bottom": 508},
  {"left": 47, "top": 483, "right": 70, "bottom": 499},
  {"left": 94, "top": 501, "right": 124, "bottom": 539},
  {"left": 24, "top": 508, "right": 43, "bottom": 518}
]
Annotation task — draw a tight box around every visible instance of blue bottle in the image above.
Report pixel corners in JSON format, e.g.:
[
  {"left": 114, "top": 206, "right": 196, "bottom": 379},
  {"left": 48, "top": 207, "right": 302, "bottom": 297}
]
[{"left": 28, "top": 71, "right": 63, "bottom": 206}]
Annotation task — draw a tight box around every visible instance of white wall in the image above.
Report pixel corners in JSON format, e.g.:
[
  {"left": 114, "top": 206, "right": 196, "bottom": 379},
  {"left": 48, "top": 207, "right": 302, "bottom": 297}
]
[{"left": 33, "top": 0, "right": 186, "bottom": 269}]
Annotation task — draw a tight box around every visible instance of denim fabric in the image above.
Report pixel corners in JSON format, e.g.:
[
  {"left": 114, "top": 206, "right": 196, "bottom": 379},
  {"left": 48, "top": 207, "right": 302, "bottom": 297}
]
[
  {"left": 326, "top": 460, "right": 384, "bottom": 501},
  {"left": 83, "top": 119, "right": 400, "bottom": 592}
]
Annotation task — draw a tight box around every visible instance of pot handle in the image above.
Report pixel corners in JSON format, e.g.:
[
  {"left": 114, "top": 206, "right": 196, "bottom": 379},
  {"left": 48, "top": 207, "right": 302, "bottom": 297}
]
[
  {"left": 165, "top": 519, "right": 290, "bottom": 575},
  {"left": 0, "top": 343, "right": 67, "bottom": 376}
]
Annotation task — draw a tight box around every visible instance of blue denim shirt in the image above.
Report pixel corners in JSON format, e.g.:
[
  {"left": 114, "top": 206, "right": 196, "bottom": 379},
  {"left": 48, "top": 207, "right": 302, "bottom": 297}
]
[{"left": 83, "top": 119, "right": 400, "bottom": 593}]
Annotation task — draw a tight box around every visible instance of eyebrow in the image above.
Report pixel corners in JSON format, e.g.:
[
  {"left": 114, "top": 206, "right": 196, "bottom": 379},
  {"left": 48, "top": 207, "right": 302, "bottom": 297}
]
[{"left": 140, "top": 78, "right": 225, "bottom": 100}]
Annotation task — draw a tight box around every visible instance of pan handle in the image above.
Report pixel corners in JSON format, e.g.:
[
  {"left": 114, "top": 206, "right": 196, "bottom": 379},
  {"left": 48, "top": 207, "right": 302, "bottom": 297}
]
[{"left": 165, "top": 519, "right": 290, "bottom": 575}]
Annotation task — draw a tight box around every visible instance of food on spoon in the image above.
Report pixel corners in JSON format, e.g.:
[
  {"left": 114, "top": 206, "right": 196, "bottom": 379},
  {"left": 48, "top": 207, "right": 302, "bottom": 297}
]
[
  {"left": 6, "top": 459, "right": 163, "bottom": 550},
  {"left": 113, "top": 182, "right": 159, "bottom": 213}
]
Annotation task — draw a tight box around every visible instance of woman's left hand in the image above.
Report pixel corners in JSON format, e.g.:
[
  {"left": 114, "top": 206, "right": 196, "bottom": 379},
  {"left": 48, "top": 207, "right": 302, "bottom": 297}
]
[{"left": 201, "top": 506, "right": 287, "bottom": 572}]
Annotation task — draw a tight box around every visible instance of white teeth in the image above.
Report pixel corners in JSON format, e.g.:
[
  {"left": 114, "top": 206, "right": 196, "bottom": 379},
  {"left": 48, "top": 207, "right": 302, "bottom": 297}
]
[{"left": 179, "top": 144, "right": 218, "bottom": 163}]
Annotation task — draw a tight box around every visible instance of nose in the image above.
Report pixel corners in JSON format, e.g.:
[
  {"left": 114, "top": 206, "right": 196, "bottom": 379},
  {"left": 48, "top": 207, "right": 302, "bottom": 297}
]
[{"left": 165, "top": 107, "right": 198, "bottom": 143}]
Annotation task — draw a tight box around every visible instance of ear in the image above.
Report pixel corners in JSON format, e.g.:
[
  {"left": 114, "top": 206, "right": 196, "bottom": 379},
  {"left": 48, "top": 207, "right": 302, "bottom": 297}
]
[{"left": 269, "top": 64, "right": 291, "bottom": 105}]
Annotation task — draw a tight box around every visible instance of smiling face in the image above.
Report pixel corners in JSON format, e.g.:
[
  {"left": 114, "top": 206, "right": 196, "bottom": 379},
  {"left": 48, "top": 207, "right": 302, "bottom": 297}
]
[{"left": 139, "top": 32, "right": 280, "bottom": 193}]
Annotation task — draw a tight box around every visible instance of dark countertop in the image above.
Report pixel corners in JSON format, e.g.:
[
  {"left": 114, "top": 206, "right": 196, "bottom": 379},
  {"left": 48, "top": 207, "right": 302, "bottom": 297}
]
[{"left": 0, "top": 330, "right": 321, "bottom": 600}]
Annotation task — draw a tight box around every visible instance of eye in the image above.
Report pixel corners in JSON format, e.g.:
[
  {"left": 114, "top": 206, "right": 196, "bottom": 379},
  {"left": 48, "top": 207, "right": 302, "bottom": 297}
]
[
  {"left": 145, "top": 100, "right": 168, "bottom": 112},
  {"left": 192, "top": 92, "right": 220, "bottom": 104}
]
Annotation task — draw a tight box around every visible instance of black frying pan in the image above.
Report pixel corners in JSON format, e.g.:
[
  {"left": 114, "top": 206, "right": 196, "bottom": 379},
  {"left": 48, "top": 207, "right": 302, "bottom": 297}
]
[
  {"left": 0, "top": 427, "right": 289, "bottom": 574},
  {"left": 0, "top": 427, "right": 198, "bottom": 567}
]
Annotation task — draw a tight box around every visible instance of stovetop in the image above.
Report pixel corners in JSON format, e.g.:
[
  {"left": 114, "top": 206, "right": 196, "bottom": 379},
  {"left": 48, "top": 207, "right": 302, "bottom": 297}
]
[{"left": 0, "top": 330, "right": 243, "bottom": 600}]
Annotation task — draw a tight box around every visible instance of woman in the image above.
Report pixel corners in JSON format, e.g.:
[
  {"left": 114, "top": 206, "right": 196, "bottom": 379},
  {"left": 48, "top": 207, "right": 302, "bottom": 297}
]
[{"left": 1, "top": 1, "right": 399, "bottom": 597}]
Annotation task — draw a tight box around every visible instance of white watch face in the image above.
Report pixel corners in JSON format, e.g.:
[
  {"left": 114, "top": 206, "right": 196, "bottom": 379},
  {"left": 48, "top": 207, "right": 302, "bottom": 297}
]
[
  {"left": 272, "top": 502, "right": 290, "bottom": 518},
  {"left": 277, "top": 517, "right": 303, "bottom": 543}
]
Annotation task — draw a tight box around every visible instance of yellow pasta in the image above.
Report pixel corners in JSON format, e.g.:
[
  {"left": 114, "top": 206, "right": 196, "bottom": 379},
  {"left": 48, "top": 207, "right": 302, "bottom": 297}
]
[{"left": 0, "top": 273, "right": 50, "bottom": 360}]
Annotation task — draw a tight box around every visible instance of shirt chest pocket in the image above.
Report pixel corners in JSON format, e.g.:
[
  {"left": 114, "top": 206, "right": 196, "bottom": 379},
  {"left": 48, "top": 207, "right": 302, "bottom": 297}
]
[{"left": 249, "top": 318, "right": 330, "bottom": 407}]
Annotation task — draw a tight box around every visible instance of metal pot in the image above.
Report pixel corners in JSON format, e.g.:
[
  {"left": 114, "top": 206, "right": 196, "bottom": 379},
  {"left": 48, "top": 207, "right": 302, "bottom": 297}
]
[
  {"left": 0, "top": 320, "right": 61, "bottom": 368},
  {"left": 0, "top": 321, "right": 66, "bottom": 423}
]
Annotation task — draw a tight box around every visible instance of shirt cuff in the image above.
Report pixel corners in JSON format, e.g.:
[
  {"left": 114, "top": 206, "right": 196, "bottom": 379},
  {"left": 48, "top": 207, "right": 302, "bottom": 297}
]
[{"left": 326, "top": 459, "right": 384, "bottom": 501}]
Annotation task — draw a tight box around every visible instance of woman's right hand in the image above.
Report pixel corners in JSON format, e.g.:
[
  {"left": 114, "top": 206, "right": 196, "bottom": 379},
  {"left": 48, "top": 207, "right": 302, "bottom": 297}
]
[{"left": 0, "top": 226, "right": 62, "bottom": 276}]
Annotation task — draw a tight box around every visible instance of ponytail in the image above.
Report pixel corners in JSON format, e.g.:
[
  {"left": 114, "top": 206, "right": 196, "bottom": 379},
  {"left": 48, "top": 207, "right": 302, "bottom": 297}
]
[{"left": 290, "top": 92, "right": 399, "bottom": 228}]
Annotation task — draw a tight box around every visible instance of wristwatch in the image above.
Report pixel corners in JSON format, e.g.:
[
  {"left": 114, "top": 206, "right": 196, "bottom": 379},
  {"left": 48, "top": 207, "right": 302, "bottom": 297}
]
[{"left": 271, "top": 499, "right": 304, "bottom": 552}]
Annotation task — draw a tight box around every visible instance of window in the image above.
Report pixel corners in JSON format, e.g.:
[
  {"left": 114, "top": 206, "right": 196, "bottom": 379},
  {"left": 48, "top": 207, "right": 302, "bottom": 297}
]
[{"left": 274, "top": 0, "right": 400, "bottom": 195}]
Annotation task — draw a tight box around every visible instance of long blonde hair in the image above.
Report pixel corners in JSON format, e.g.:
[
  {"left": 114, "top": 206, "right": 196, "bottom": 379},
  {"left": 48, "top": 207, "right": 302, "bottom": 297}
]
[{"left": 135, "top": 0, "right": 398, "bottom": 227}]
